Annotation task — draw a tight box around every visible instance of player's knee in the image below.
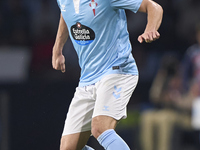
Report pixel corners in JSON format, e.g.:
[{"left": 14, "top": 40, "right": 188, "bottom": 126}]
[
  {"left": 60, "top": 142, "right": 67, "bottom": 150},
  {"left": 60, "top": 143, "right": 72, "bottom": 150},
  {"left": 60, "top": 138, "right": 72, "bottom": 150},
  {"left": 91, "top": 125, "right": 103, "bottom": 139},
  {"left": 91, "top": 116, "right": 117, "bottom": 139},
  {"left": 91, "top": 117, "right": 106, "bottom": 139}
]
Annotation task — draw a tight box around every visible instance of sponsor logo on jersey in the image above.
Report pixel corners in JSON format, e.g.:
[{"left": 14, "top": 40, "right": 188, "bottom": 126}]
[
  {"left": 89, "top": 0, "right": 98, "bottom": 16},
  {"left": 71, "top": 22, "right": 95, "bottom": 46}
]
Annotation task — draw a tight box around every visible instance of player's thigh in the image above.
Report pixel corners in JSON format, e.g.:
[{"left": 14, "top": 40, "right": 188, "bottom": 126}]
[
  {"left": 93, "top": 74, "right": 138, "bottom": 120},
  {"left": 62, "top": 85, "right": 95, "bottom": 135},
  {"left": 60, "top": 131, "right": 91, "bottom": 150},
  {"left": 91, "top": 74, "right": 138, "bottom": 138}
]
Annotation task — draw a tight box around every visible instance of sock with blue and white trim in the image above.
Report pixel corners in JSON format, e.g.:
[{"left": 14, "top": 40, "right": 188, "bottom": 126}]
[{"left": 97, "top": 129, "right": 130, "bottom": 150}]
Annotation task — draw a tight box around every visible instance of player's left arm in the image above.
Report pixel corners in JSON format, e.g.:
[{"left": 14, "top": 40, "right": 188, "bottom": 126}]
[{"left": 137, "top": 0, "right": 163, "bottom": 43}]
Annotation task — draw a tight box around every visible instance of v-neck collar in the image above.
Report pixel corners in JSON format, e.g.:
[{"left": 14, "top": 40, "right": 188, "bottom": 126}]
[{"left": 73, "top": 0, "right": 80, "bottom": 14}]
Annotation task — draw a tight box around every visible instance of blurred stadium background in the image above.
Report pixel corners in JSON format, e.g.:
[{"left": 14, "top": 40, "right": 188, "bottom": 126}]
[{"left": 0, "top": 0, "right": 200, "bottom": 150}]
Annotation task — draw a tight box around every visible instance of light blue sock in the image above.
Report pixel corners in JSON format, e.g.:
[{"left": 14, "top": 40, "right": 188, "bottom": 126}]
[
  {"left": 97, "top": 129, "right": 130, "bottom": 150},
  {"left": 82, "top": 145, "right": 95, "bottom": 150}
]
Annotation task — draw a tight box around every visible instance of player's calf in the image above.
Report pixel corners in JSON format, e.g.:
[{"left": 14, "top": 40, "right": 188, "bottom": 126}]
[{"left": 60, "top": 131, "right": 91, "bottom": 150}]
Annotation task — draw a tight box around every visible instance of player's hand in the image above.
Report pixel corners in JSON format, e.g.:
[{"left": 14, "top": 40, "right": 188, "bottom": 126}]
[
  {"left": 138, "top": 30, "right": 160, "bottom": 43},
  {"left": 52, "top": 52, "right": 66, "bottom": 73}
]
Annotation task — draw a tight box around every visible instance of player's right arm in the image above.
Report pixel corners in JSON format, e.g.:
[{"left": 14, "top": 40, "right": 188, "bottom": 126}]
[{"left": 52, "top": 13, "right": 69, "bottom": 73}]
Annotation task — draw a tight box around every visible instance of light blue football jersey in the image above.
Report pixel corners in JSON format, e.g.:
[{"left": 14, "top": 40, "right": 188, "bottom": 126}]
[{"left": 57, "top": 0, "right": 142, "bottom": 87}]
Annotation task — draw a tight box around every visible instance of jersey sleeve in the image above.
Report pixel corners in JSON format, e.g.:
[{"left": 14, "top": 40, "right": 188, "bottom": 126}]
[{"left": 110, "top": 0, "right": 143, "bottom": 13}]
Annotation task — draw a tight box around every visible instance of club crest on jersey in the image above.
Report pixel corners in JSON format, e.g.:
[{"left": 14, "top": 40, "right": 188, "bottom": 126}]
[
  {"left": 89, "top": 0, "right": 98, "bottom": 16},
  {"left": 77, "top": 22, "right": 81, "bottom": 29},
  {"left": 71, "top": 22, "right": 95, "bottom": 46}
]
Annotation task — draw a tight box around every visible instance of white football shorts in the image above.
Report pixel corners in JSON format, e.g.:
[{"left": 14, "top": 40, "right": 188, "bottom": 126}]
[{"left": 62, "top": 74, "right": 138, "bottom": 135}]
